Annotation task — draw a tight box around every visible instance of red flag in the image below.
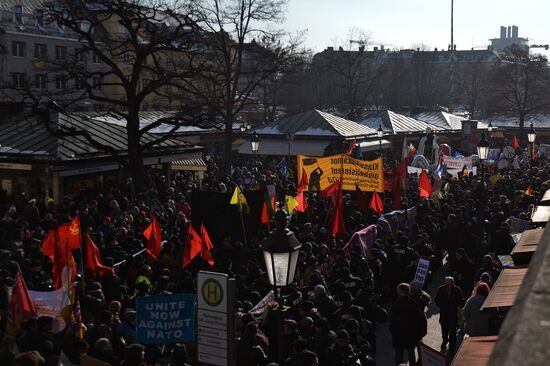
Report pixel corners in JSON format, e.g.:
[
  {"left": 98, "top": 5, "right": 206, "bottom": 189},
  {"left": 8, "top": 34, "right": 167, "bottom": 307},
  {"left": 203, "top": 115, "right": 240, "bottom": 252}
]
[
  {"left": 391, "top": 159, "right": 408, "bottom": 209},
  {"left": 319, "top": 179, "right": 340, "bottom": 198},
  {"left": 330, "top": 179, "right": 346, "bottom": 239},
  {"left": 200, "top": 224, "right": 215, "bottom": 266},
  {"left": 524, "top": 185, "right": 533, "bottom": 196},
  {"left": 419, "top": 170, "right": 432, "bottom": 198},
  {"left": 345, "top": 138, "right": 357, "bottom": 155},
  {"left": 6, "top": 268, "right": 36, "bottom": 336},
  {"left": 370, "top": 191, "right": 384, "bottom": 214},
  {"left": 143, "top": 214, "right": 162, "bottom": 259},
  {"left": 57, "top": 216, "right": 82, "bottom": 250},
  {"left": 85, "top": 234, "right": 114, "bottom": 277},
  {"left": 513, "top": 135, "right": 520, "bottom": 150},
  {"left": 183, "top": 224, "right": 202, "bottom": 268},
  {"left": 355, "top": 184, "right": 369, "bottom": 212},
  {"left": 297, "top": 168, "right": 309, "bottom": 192},
  {"left": 261, "top": 195, "right": 277, "bottom": 224},
  {"left": 44, "top": 228, "right": 77, "bottom": 289},
  {"left": 295, "top": 191, "right": 308, "bottom": 212}
]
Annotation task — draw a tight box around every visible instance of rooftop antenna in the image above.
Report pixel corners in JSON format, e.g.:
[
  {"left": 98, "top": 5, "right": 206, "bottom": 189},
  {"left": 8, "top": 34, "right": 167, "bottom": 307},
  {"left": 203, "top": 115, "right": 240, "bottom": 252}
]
[{"left": 449, "top": 0, "right": 455, "bottom": 112}]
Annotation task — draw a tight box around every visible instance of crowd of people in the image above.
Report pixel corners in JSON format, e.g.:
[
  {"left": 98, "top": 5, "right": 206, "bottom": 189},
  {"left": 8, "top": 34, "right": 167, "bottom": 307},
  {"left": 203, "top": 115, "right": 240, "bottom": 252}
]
[{"left": 0, "top": 151, "right": 545, "bottom": 366}]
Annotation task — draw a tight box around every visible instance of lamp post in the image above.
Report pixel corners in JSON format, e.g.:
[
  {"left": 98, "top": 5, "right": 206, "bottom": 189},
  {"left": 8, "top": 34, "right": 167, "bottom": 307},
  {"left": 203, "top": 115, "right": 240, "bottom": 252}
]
[
  {"left": 477, "top": 133, "right": 489, "bottom": 220},
  {"left": 527, "top": 123, "right": 536, "bottom": 161},
  {"left": 262, "top": 210, "right": 302, "bottom": 363},
  {"left": 377, "top": 124, "right": 384, "bottom": 156},
  {"left": 251, "top": 130, "right": 260, "bottom": 170},
  {"left": 240, "top": 123, "right": 246, "bottom": 133}
]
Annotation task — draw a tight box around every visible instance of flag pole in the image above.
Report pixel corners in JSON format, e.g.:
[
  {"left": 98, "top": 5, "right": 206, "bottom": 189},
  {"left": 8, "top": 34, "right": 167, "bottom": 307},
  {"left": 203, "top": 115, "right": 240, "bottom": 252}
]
[
  {"left": 239, "top": 207, "right": 248, "bottom": 248},
  {"left": 79, "top": 245, "right": 86, "bottom": 297},
  {"left": 66, "top": 238, "right": 70, "bottom": 293}
]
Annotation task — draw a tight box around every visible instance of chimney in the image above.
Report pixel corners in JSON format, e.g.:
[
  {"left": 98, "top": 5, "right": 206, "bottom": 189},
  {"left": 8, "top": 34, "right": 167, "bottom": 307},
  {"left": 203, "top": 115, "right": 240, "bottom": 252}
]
[
  {"left": 512, "top": 25, "right": 518, "bottom": 38},
  {"left": 373, "top": 46, "right": 378, "bottom": 51},
  {"left": 417, "top": 47, "right": 420, "bottom": 52},
  {"left": 500, "top": 26, "right": 506, "bottom": 39},
  {"left": 327, "top": 46, "right": 333, "bottom": 52},
  {"left": 359, "top": 45, "right": 365, "bottom": 52},
  {"left": 338, "top": 46, "right": 343, "bottom": 51},
  {"left": 454, "top": 44, "right": 457, "bottom": 51},
  {"left": 381, "top": 45, "right": 384, "bottom": 51},
  {"left": 507, "top": 26, "right": 512, "bottom": 38},
  {"left": 435, "top": 47, "right": 438, "bottom": 52}
]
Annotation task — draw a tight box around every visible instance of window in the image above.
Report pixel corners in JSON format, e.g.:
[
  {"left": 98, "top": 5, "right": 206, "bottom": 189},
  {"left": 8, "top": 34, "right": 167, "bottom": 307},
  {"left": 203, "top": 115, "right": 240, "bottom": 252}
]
[
  {"left": 11, "top": 73, "right": 26, "bottom": 89},
  {"left": 36, "top": 9, "right": 44, "bottom": 27},
  {"left": 79, "top": 21, "right": 91, "bottom": 33},
  {"left": 14, "top": 5, "right": 22, "bottom": 24},
  {"left": 142, "top": 78, "right": 150, "bottom": 90},
  {"left": 75, "top": 77, "right": 88, "bottom": 89},
  {"left": 92, "top": 53, "right": 101, "bottom": 64},
  {"left": 76, "top": 48, "right": 86, "bottom": 63},
  {"left": 55, "top": 75, "right": 67, "bottom": 89},
  {"left": 55, "top": 46, "right": 67, "bottom": 60},
  {"left": 12, "top": 41, "right": 26, "bottom": 57},
  {"left": 34, "top": 44, "right": 47, "bottom": 59},
  {"left": 34, "top": 74, "right": 47, "bottom": 89},
  {"left": 92, "top": 76, "right": 102, "bottom": 90}
]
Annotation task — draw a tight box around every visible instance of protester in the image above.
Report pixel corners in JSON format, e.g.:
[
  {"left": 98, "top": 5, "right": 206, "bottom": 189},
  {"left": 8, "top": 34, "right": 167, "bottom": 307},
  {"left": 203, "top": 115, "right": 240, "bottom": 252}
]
[{"left": 0, "top": 151, "right": 542, "bottom": 365}]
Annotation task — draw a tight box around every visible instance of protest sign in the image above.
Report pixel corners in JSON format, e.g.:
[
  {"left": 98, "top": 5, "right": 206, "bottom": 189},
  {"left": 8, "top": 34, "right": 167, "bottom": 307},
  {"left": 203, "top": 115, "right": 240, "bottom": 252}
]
[
  {"left": 297, "top": 154, "right": 384, "bottom": 192},
  {"left": 442, "top": 155, "right": 473, "bottom": 170},
  {"left": 248, "top": 290, "right": 275, "bottom": 316},
  {"left": 414, "top": 259, "right": 430, "bottom": 286},
  {"left": 136, "top": 293, "right": 195, "bottom": 344}
]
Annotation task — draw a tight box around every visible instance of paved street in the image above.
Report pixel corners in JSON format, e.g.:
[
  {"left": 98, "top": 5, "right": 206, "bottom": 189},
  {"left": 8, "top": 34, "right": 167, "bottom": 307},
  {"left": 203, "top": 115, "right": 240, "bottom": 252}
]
[{"left": 376, "top": 263, "right": 448, "bottom": 366}]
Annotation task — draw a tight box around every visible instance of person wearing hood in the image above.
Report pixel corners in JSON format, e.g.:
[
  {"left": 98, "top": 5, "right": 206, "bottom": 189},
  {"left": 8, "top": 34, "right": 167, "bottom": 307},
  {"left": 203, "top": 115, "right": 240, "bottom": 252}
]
[{"left": 462, "top": 282, "right": 491, "bottom": 336}]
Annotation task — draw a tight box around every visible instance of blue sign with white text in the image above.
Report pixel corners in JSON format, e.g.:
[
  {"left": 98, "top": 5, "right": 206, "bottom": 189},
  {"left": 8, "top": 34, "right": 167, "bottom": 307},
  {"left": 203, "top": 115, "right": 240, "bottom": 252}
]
[{"left": 136, "top": 293, "right": 196, "bottom": 344}]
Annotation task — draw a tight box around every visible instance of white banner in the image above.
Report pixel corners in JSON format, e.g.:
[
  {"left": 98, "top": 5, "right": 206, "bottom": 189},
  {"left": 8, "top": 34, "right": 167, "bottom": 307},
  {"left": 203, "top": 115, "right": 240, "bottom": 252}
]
[
  {"left": 29, "top": 288, "right": 71, "bottom": 332},
  {"left": 248, "top": 290, "right": 275, "bottom": 316},
  {"left": 442, "top": 155, "right": 473, "bottom": 169}
]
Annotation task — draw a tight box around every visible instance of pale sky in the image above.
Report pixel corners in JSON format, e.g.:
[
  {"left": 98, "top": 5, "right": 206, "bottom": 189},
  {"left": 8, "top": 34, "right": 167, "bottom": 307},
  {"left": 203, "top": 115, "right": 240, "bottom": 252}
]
[{"left": 283, "top": 0, "right": 550, "bottom": 58}]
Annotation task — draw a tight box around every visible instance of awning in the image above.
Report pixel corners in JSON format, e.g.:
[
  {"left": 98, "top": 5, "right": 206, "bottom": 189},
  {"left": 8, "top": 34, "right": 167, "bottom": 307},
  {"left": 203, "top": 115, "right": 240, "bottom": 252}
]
[
  {"left": 238, "top": 139, "right": 330, "bottom": 156},
  {"left": 481, "top": 268, "right": 528, "bottom": 311},
  {"left": 451, "top": 336, "right": 498, "bottom": 366},
  {"left": 531, "top": 205, "right": 550, "bottom": 223},
  {"left": 539, "top": 189, "right": 550, "bottom": 205},
  {"left": 511, "top": 228, "right": 543, "bottom": 255},
  {"left": 171, "top": 158, "right": 207, "bottom": 171},
  {"left": 358, "top": 139, "right": 391, "bottom": 152}
]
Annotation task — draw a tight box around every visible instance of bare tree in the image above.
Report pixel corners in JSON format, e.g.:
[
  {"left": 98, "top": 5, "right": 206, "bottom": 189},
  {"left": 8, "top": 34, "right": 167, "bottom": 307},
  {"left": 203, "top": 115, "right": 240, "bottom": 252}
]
[
  {"left": 9, "top": 0, "right": 211, "bottom": 188},
  {"left": 182, "top": 0, "right": 303, "bottom": 168},
  {"left": 490, "top": 45, "right": 550, "bottom": 145},
  {"left": 311, "top": 27, "right": 380, "bottom": 119},
  {"left": 455, "top": 58, "right": 492, "bottom": 119}
]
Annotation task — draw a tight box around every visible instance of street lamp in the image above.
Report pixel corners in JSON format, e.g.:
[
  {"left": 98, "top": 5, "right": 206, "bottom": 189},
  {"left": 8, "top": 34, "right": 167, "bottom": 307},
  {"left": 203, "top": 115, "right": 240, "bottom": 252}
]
[
  {"left": 477, "top": 133, "right": 489, "bottom": 221},
  {"left": 262, "top": 210, "right": 302, "bottom": 287},
  {"left": 377, "top": 124, "right": 384, "bottom": 155},
  {"left": 240, "top": 123, "right": 246, "bottom": 133},
  {"left": 477, "top": 133, "right": 489, "bottom": 161},
  {"left": 527, "top": 123, "right": 536, "bottom": 143},
  {"left": 245, "top": 122, "right": 251, "bottom": 131},
  {"left": 251, "top": 131, "right": 260, "bottom": 169},
  {"left": 528, "top": 123, "right": 536, "bottom": 160},
  {"left": 262, "top": 210, "right": 302, "bottom": 362},
  {"left": 487, "top": 121, "right": 493, "bottom": 133}
]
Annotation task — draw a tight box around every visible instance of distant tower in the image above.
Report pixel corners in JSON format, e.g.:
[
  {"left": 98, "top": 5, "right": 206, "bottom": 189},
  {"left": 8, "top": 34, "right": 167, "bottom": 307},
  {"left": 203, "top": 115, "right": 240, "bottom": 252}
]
[{"left": 489, "top": 25, "right": 529, "bottom": 53}]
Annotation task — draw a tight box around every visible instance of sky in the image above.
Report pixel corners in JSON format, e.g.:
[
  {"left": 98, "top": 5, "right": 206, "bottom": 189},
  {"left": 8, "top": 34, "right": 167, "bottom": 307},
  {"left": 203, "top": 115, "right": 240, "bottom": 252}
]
[{"left": 283, "top": 0, "right": 550, "bottom": 58}]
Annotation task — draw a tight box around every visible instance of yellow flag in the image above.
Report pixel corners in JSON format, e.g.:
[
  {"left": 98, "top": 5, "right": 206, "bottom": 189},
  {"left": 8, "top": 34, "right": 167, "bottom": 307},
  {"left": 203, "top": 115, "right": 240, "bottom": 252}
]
[
  {"left": 230, "top": 186, "right": 249, "bottom": 213},
  {"left": 489, "top": 173, "right": 501, "bottom": 184},
  {"left": 285, "top": 195, "right": 300, "bottom": 213}
]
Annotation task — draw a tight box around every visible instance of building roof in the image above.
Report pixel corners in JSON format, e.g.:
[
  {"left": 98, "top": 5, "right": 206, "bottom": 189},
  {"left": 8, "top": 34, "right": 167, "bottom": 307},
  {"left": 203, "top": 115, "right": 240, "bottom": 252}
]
[
  {"left": 254, "top": 109, "right": 377, "bottom": 139},
  {"left": 0, "top": 112, "right": 199, "bottom": 161},
  {"left": 359, "top": 110, "right": 445, "bottom": 135},
  {"left": 76, "top": 111, "right": 235, "bottom": 135},
  {"left": 0, "top": 0, "right": 81, "bottom": 40},
  {"left": 481, "top": 113, "right": 550, "bottom": 129},
  {"left": 453, "top": 336, "right": 498, "bottom": 366}
]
